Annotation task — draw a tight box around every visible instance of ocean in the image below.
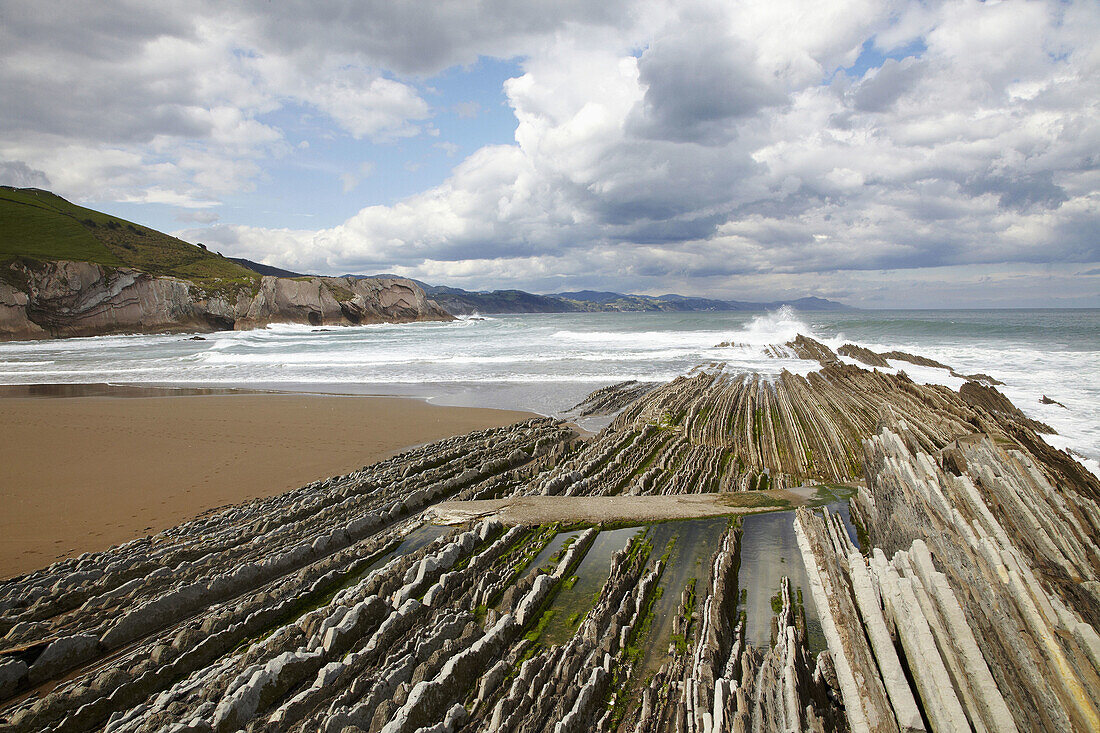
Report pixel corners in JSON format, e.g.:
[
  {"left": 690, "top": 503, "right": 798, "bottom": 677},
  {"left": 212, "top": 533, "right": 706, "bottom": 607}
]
[{"left": 1, "top": 307, "right": 1097, "bottom": 474}]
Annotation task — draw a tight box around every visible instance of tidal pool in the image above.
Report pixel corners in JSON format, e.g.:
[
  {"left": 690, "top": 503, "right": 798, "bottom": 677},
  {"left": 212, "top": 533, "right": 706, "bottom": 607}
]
[
  {"left": 522, "top": 529, "right": 584, "bottom": 580},
  {"left": 636, "top": 516, "right": 730, "bottom": 678},
  {"left": 737, "top": 510, "right": 825, "bottom": 651},
  {"left": 536, "top": 526, "right": 640, "bottom": 646},
  {"left": 350, "top": 522, "right": 456, "bottom": 587}
]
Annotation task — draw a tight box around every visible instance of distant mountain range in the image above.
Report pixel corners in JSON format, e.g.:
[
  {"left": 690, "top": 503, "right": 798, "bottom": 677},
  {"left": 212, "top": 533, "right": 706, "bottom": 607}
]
[
  {"left": 229, "top": 260, "right": 851, "bottom": 312},
  {"left": 231, "top": 260, "right": 851, "bottom": 313},
  {"left": 354, "top": 275, "right": 852, "bottom": 314}
]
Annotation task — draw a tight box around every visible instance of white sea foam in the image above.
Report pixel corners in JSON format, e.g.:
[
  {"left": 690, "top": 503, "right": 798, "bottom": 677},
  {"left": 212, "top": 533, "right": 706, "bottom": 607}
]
[
  {"left": 734, "top": 305, "right": 818, "bottom": 346},
  {"left": 0, "top": 309, "right": 1096, "bottom": 471}
]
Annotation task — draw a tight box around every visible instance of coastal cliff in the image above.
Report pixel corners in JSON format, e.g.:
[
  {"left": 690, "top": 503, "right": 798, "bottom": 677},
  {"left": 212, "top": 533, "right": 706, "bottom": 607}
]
[
  {"left": 0, "top": 258, "right": 451, "bottom": 340},
  {"left": 0, "top": 187, "right": 451, "bottom": 340}
]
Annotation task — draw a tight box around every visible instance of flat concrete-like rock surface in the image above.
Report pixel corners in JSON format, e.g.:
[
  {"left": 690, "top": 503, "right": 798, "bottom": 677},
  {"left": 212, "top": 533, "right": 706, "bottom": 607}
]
[{"left": 427, "top": 490, "right": 805, "bottom": 525}]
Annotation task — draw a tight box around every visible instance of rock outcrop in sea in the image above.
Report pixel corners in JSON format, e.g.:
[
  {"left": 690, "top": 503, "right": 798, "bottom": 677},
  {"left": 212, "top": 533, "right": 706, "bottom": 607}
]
[
  {"left": 1, "top": 337, "right": 1098, "bottom": 731},
  {"left": 0, "top": 259, "right": 451, "bottom": 340}
]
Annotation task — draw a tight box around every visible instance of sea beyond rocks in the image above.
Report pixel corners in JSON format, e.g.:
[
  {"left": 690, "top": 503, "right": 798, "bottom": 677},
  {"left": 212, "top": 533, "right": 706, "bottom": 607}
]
[
  {"left": 0, "top": 259, "right": 451, "bottom": 340},
  {"left": 2, "top": 336, "right": 1098, "bottom": 731}
]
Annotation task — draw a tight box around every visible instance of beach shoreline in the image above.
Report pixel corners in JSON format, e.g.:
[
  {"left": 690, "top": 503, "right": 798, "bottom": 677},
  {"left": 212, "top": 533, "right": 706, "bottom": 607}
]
[{"left": 0, "top": 386, "right": 534, "bottom": 579}]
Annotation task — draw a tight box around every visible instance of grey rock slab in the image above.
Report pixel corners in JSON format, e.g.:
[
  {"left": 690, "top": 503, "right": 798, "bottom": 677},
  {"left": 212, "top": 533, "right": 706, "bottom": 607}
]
[
  {"left": 28, "top": 633, "right": 99, "bottom": 684},
  {"left": 0, "top": 657, "right": 29, "bottom": 699}
]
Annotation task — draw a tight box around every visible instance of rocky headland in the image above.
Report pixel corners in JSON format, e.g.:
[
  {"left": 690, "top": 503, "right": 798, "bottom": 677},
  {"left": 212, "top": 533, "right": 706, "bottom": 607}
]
[
  {"left": 1, "top": 337, "right": 1098, "bottom": 731},
  {"left": 0, "top": 259, "right": 451, "bottom": 340},
  {"left": 0, "top": 187, "right": 451, "bottom": 340}
]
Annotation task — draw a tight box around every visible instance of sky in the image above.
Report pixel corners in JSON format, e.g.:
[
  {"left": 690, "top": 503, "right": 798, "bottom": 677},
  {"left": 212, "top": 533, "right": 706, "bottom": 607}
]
[{"left": 2, "top": 0, "right": 1098, "bottom": 308}]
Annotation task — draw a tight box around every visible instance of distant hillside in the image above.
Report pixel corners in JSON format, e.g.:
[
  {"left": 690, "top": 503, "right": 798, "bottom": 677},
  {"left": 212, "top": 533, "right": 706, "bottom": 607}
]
[
  {"left": 0, "top": 186, "right": 259, "bottom": 292},
  {"left": 0, "top": 189, "right": 451, "bottom": 340},
  {"left": 554, "top": 290, "right": 625, "bottom": 304},
  {"left": 229, "top": 257, "right": 305, "bottom": 278},
  {"left": 425, "top": 287, "right": 586, "bottom": 314},
  {"left": 362, "top": 278, "right": 851, "bottom": 314},
  {"left": 551, "top": 292, "right": 850, "bottom": 312}
]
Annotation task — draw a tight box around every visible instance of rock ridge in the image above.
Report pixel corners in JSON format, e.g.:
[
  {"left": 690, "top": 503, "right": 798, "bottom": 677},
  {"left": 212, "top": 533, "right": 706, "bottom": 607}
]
[
  {"left": 0, "top": 259, "right": 451, "bottom": 340},
  {"left": 2, "top": 349, "right": 1098, "bottom": 731}
]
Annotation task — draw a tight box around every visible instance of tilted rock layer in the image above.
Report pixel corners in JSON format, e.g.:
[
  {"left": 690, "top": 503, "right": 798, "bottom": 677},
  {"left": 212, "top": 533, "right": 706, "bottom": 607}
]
[
  {"left": 0, "top": 259, "right": 451, "bottom": 340},
  {"left": 1, "top": 337, "right": 1098, "bottom": 731}
]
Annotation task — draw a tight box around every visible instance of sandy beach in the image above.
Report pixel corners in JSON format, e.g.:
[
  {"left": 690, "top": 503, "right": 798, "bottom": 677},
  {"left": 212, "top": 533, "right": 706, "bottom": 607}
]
[{"left": 0, "top": 387, "right": 533, "bottom": 579}]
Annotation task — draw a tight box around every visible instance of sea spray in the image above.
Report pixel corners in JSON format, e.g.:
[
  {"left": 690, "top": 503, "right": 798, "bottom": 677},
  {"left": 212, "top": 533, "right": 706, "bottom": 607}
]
[{"left": 0, "top": 308, "right": 1096, "bottom": 471}]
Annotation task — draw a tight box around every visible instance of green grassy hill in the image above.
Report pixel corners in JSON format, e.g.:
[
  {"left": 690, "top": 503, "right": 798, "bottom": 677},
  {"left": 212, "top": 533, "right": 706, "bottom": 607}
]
[{"left": 0, "top": 187, "right": 259, "bottom": 292}]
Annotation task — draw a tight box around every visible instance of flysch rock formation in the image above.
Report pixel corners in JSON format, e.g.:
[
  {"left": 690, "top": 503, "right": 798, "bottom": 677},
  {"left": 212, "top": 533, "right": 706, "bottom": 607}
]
[
  {"left": 0, "top": 259, "right": 451, "bottom": 340},
  {"left": 565, "top": 381, "right": 659, "bottom": 418},
  {"left": 794, "top": 419, "right": 1100, "bottom": 732},
  {"left": 2, "top": 335, "right": 1099, "bottom": 732},
  {"left": 795, "top": 337, "right": 1003, "bottom": 387}
]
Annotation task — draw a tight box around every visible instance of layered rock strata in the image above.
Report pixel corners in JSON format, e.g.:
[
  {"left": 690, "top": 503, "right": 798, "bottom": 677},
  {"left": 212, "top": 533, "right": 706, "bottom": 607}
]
[
  {"left": 566, "top": 381, "right": 659, "bottom": 418},
  {"left": 0, "top": 259, "right": 451, "bottom": 340},
  {"left": 2, "top": 340, "right": 1098, "bottom": 731},
  {"left": 527, "top": 346, "right": 1091, "bottom": 497},
  {"left": 0, "top": 418, "right": 574, "bottom": 732},
  {"left": 795, "top": 419, "right": 1100, "bottom": 732}
]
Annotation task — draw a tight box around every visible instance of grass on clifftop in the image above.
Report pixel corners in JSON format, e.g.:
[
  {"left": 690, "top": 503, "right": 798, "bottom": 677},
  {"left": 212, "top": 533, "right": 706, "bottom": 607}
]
[{"left": 0, "top": 187, "right": 260, "bottom": 294}]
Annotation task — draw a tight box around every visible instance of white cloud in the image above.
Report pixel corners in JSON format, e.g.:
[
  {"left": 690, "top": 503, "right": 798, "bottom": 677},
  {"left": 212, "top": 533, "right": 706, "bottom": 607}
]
[
  {"left": 6, "top": 0, "right": 1100, "bottom": 305},
  {"left": 0, "top": 3, "right": 437, "bottom": 204},
  {"left": 453, "top": 102, "right": 481, "bottom": 119},
  {"left": 211, "top": 1, "right": 1094, "bottom": 276},
  {"left": 0, "top": 160, "right": 50, "bottom": 188},
  {"left": 175, "top": 209, "right": 220, "bottom": 224}
]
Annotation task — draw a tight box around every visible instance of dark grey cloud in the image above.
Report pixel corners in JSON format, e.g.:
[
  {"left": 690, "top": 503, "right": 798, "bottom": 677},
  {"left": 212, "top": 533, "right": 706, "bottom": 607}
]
[
  {"left": 628, "top": 17, "right": 785, "bottom": 145},
  {"left": 0, "top": 4, "right": 204, "bottom": 143},
  {"left": 5, "top": 94, "right": 212, "bottom": 146},
  {"left": 961, "top": 171, "right": 1069, "bottom": 212},
  {"left": 244, "top": 0, "right": 634, "bottom": 76},
  {"left": 851, "top": 57, "right": 925, "bottom": 113},
  {"left": 577, "top": 140, "right": 761, "bottom": 230},
  {"left": 0, "top": 160, "right": 51, "bottom": 188},
  {"left": 0, "top": 2, "right": 194, "bottom": 61}
]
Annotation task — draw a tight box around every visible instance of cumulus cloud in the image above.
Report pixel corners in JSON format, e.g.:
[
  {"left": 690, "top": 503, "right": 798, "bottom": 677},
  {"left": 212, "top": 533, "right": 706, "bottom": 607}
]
[
  {"left": 204, "top": 0, "right": 1096, "bottom": 287},
  {"left": 0, "top": 2, "right": 450, "bottom": 205},
  {"left": 627, "top": 6, "right": 788, "bottom": 145},
  {"left": 242, "top": 0, "right": 639, "bottom": 76},
  {"left": 849, "top": 57, "right": 925, "bottom": 113},
  {"left": 8, "top": 0, "right": 1100, "bottom": 305}
]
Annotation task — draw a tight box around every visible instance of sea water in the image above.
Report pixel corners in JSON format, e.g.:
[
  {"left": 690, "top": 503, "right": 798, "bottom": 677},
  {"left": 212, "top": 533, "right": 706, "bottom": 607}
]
[{"left": 0, "top": 308, "right": 1096, "bottom": 473}]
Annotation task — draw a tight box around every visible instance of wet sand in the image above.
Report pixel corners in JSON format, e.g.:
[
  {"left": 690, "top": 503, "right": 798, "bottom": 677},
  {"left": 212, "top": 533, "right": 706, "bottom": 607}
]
[{"left": 0, "top": 387, "right": 533, "bottom": 579}]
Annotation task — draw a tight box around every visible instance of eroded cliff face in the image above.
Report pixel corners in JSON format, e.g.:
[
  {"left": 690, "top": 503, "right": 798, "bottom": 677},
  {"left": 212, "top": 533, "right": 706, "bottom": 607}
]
[{"left": 0, "top": 259, "right": 452, "bottom": 340}]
